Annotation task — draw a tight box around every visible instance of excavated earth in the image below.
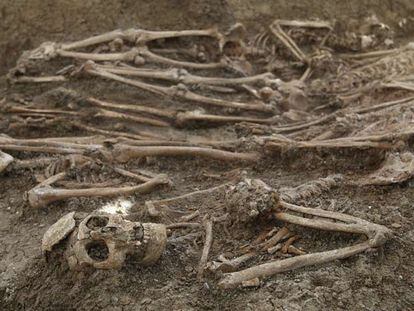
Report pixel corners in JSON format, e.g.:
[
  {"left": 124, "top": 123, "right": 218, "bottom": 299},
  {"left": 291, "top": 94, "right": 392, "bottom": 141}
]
[{"left": 1, "top": 1, "right": 414, "bottom": 310}]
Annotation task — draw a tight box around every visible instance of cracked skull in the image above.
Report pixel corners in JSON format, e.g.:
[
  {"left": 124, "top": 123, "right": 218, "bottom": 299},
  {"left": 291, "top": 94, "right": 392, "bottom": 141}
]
[{"left": 43, "top": 212, "right": 167, "bottom": 270}]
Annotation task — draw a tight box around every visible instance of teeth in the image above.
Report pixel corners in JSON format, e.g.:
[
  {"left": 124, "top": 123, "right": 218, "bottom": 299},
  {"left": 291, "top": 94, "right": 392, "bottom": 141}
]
[{"left": 48, "top": 212, "right": 168, "bottom": 270}]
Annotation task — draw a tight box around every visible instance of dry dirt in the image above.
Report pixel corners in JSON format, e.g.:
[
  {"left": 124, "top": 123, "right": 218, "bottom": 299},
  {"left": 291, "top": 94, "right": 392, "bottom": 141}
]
[{"left": 1, "top": 1, "right": 414, "bottom": 311}]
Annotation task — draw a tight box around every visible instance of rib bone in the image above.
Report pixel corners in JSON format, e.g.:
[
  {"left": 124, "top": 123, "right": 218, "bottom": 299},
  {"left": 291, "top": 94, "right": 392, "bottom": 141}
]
[
  {"left": 219, "top": 201, "right": 391, "bottom": 288},
  {"left": 198, "top": 219, "right": 214, "bottom": 280},
  {"left": 218, "top": 179, "right": 392, "bottom": 288},
  {"left": 269, "top": 19, "right": 332, "bottom": 63}
]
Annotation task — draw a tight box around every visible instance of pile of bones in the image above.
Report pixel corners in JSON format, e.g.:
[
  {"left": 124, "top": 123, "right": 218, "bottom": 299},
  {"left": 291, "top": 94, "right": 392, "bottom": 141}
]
[{"left": 3, "top": 15, "right": 414, "bottom": 288}]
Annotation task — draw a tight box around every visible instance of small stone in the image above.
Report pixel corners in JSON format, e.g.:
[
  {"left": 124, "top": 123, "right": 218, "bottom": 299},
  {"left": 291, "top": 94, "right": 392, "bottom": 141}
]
[
  {"left": 120, "top": 296, "right": 131, "bottom": 306},
  {"left": 384, "top": 38, "right": 394, "bottom": 47},
  {"left": 141, "top": 297, "right": 152, "bottom": 305},
  {"left": 391, "top": 223, "right": 402, "bottom": 229},
  {"left": 242, "top": 277, "right": 260, "bottom": 287}
]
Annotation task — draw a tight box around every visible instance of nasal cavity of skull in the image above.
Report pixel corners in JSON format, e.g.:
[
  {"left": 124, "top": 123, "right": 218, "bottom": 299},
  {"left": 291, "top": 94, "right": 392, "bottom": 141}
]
[
  {"left": 86, "top": 240, "right": 109, "bottom": 262},
  {"left": 133, "top": 224, "right": 144, "bottom": 241},
  {"left": 86, "top": 216, "right": 109, "bottom": 230}
]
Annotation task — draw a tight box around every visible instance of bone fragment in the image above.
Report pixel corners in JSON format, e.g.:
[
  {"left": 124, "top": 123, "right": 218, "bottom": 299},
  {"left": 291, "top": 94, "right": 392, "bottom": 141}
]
[
  {"left": 94, "top": 108, "right": 170, "bottom": 127},
  {"left": 197, "top": 219, "right": 213, "bottom": 280},
  {"left": 177, "top": 111, "right": 274, "bottom": 126},
  {"left": 12, "top": 76, "right": 67, "bottom": 83},
  {"left": 166, "top": 222, "right": 202, "bottom": 229},
  {"left": 258, "top": 227, "right": 291, "bottom": 251},
  {"left": 281, "top": 235, "right": 300, "bottom": 253},
  {"left": 0, "top": 150, "right": 14, "bottom": 174},
  {"left": 148, "top": 183, "right": 229, "bottom": 207},
  {"left": 87, "top": 97, "right": 176, "bottom": 119},
  {"left": 113, "top": 167, "right": 152, "bottom": 183},
  {"left": 209, "top": 252, "right": 256, "bottom": 273},
  {"left": 219, "top": 201, "right": 391, "bottom": 288}
]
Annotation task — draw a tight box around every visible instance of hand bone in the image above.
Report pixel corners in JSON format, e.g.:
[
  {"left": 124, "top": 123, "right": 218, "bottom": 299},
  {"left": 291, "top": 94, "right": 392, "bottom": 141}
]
[{"left": 218, "top": 178, "right": 392, "bottom": 288}]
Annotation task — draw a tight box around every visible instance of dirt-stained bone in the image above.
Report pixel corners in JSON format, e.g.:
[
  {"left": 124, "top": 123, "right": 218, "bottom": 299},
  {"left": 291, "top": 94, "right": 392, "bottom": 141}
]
[
  {"left": 279, "top": 174, "right": 343, "bottom": 202},
  {"left": 355, "top": 152, "right": 414, "bottom": 186},
  {"left": 0, "top": 150, "right": 14, "bottom": 174},
  {"left": 42, "top": 212, "right": 76, "bottom": 253},
  {"left": 94, "top": 65, "right": 277, "bottom": 87},
  {"left": 84, "top": 63, "right": 274, "bottom": 113},
  {"left": 28, "top": 174, "right": 169, "bottom": 208},
  {"left": 105, "top": 144, "right": 260, "bottom": 163},
  {"left": 218, "top": 178, "right": 392, "bottom": 288},
  {"left": 225, "top": 178, "right": 278, "bottom": 225},
  {"left": 43, "top": 212, "right": 167, "bottom": 270}
]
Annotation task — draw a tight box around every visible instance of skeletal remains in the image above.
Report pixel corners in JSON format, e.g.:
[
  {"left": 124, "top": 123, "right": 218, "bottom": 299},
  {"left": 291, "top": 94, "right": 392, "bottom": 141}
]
[
  {"left": 42, "top": 175, "right": 392, "bottom": 288},
  {"left": 3, "top": 17, "right": 412, "bottom": 288},
  {"left": 42, "top": 212, "right": 167, "bottom": 270}
]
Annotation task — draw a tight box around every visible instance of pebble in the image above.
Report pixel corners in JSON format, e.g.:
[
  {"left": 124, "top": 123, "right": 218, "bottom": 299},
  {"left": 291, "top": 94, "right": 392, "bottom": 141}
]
[
  {"left": 141, "top": 297, "right": 152, "bottom": 305},
  {"left": 120, "top": 296, "right": 131, "bottom": 305},
  {"left": 391, "top": 223, "right": 402, "bottom": 229},
  {"left": 242, "top": 277, "right": 260, "bottom": 287}
]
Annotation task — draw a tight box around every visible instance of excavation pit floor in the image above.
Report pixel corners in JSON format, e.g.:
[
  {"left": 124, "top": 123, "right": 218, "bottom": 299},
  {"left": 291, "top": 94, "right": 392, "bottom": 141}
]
[{"left": 1, "top": 1, "right": 414, "bottom": 310}]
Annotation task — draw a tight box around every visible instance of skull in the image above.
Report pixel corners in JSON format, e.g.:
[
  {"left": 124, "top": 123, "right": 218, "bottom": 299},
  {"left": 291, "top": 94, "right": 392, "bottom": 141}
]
[{"left": 58, "top": 212, "right": 166, "bottom": 270}]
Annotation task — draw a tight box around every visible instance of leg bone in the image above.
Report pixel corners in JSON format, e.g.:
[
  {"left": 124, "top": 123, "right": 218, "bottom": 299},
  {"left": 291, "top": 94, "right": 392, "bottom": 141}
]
[
  {"left": 85, "top": 65, "right": 273, "bottom": 113},
  {"left": 106, "top": 144, "right": 260, "bottom": 163},
  {"left": 60, "top": 28, "right": 220, "bottom": 51}
]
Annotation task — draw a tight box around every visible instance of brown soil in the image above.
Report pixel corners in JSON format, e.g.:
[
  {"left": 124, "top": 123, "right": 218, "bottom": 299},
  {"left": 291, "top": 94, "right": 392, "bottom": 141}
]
[
  {"left": 2, "top": 0, "right": 414, "bottom": 75},
  {"left": 1, "top": 1, "right": 414, "bottom": 311}
]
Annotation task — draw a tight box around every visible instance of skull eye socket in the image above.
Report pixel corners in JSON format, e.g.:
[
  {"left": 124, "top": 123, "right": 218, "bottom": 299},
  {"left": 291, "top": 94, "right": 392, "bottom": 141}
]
[
  {"left": 85, "top": 240, "right": 109, "bottom": 262},
  {"left": 86, "top": 216, "right": 109, "bottom": 229}
]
